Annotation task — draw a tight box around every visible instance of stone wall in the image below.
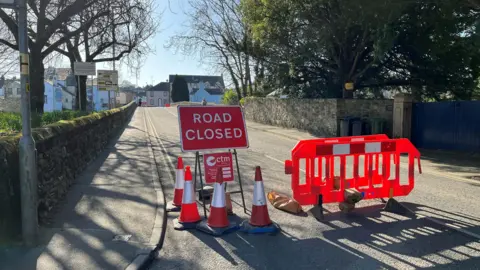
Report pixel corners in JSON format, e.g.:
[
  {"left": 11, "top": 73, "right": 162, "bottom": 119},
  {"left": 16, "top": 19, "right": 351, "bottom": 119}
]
[
  {"left": 0, "top": 102, "right": 136, "bottom": 242},
  {"left": 244, "top": 97, "right": 338, "bottom": 137},
  {"left": 0, "top": 97, "right": 21, "bottom": 113},
  {"left": 244, "top": 97, "right": 394, "bottom": 137}
]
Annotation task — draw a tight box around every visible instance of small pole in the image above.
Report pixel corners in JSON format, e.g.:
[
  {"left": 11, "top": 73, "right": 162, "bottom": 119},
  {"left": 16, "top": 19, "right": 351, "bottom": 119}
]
[
  {"left": 18, "top": 0, "right": 38, "bottom": 246},
  {"left": 233, "top": 149, "right": 247, "bottom": 213},
  {"left": 77, "top": 75, "right": 81, "bottom": 110}
]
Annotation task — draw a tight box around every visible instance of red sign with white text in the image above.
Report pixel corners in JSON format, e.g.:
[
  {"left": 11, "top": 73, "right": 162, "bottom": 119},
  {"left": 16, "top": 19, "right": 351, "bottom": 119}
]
[
  {"left": 177, "top": 105, "right": 249, "bottom": 152},
  {"left": 203, "top": 152, "right": 234, "bottom": 184}
]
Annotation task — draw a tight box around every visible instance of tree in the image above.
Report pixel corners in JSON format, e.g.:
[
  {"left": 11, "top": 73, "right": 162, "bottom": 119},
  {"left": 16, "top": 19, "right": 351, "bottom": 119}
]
[
  {"left": 0, "top": 0, "right": 109, "bottom": 112},
  {"left": 171, "top": 75, "right": 189, "bottom": 102},
  {"left": 166, "top": 0, "right": 256, "bottom": 100},
  {"left": 57, "top": 0, "right": 158, "bottom": 111},
  {"left": 241, "top": 0, "right": 413, "bottom": 98},
  {"left": 240, "top": 0, "right": 480, "bottom": 100}
]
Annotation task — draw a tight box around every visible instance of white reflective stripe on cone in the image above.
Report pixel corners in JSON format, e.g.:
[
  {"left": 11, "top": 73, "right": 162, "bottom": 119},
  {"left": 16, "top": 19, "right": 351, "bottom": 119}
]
[
  {"left": 182, "top": 181, "right": 195, "bottom": 204},
  {"left": 253, "top": 181, "right": 267, "bottom": 206},
  {"left": 211, "top": 182, "right": 226, "bottom": 208},
  {"left": 175, "top": 169, "right": 185, "bottom": 189}
]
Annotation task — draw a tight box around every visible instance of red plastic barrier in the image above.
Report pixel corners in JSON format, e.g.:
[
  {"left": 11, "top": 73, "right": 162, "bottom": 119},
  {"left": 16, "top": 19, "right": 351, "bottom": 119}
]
[
  {"left": 165, "top": 104, "right": 171, "bottom": 107},
  {"left": 285, "top": 135, "right": 422, "bottom": 205}
]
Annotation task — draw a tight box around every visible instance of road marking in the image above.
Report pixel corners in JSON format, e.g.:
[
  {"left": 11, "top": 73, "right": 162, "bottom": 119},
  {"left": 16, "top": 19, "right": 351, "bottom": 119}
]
[{"left": 145, "top": 109, "right": 176, "bottom": 183}]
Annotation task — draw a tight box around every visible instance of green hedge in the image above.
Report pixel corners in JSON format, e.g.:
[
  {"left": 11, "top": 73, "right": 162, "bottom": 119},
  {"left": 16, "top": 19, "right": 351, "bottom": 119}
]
[{"left": 0, "top": 110, "right": 90, "bottom": 133}]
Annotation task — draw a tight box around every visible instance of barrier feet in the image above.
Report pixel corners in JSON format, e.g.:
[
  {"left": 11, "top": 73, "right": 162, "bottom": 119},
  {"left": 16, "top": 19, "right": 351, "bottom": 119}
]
[
  {"left": 309, "top": 195, "right": 325, "bottom": 221},
  {"left": 383, "top": 198, "right": 409, "bottom": 216}
]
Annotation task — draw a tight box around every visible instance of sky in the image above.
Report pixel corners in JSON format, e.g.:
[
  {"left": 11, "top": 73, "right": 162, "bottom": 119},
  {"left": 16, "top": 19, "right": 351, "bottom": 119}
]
[
  {"left": 118, "top": 0, "right": 212, "bottom": 87},
  {"left": 56, "top": 0, "right": 213, "bottom": 87}
]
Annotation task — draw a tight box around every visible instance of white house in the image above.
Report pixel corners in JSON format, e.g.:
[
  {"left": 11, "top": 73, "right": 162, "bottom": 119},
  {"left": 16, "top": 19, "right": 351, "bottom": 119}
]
[{"left": 146, "top": 82, "right": 170, "bottom": 107}]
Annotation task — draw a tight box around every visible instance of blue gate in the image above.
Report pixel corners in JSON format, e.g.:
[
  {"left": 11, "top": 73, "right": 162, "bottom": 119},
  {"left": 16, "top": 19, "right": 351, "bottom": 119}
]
[{"left": 412, "top": 101, "right": 480, "bottom": 151}]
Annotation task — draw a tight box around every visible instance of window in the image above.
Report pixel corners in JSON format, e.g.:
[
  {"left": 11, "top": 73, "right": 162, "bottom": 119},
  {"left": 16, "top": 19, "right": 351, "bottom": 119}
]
[
  {"left": 16, "top": 88, "right": 20, "bottom": 95},
  {"left": 44, "top": 95, "right": 47, "bottom": 104},
  {"left": 150, "top": 99, "right": 154, "bottom": 105},
  {"left": 150, "top": 91, "right": 154, "bottom": 97},
  {"left": 163, "top": 92, "right": 168, "bottom": 97}
]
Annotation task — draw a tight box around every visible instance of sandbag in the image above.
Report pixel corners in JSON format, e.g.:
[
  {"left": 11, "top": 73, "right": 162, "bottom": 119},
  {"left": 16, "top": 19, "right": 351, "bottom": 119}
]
[
  {"left": 339, "top": 201, "right": 355, "bottom": 213},
  {"left": 267, "top": 191, "right": 303, "bottom": 214},
  {"left": 344, "top": 188, "right": 363, "bottom": 204}
]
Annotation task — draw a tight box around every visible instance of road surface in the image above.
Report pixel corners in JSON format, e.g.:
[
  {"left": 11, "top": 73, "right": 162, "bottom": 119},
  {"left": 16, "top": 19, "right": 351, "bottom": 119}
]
[{"left": 143, "top": 107, "right": 480, "bottom": 270}]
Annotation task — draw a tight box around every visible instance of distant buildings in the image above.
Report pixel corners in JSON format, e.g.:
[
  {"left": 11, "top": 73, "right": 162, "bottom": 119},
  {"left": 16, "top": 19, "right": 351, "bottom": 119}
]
[{"left": 144, "top": 74, "right": 225, "bottom": 106}]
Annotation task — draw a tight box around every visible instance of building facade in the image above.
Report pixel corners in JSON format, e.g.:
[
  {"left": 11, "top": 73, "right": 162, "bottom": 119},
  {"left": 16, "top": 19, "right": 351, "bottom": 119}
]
[{"left": 146, "top": 82, "right": 170, "bottom": 107}]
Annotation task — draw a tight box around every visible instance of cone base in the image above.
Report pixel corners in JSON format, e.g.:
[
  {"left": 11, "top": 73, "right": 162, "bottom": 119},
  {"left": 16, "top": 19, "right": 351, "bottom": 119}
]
[
  {"left": 173, "top": 218, "right": 202, "bottom": 231},
  {"left": 196, "top": 220, "right": 239, "bottom": 236},
  {"left": 240, "top": 220, "right": 280, "bottom": 235},
  {"left": 166, "top": 201, "right": 181, "bottom": 212},
  {"left": 249, "top": 205, "right": 272, "bottom": 227}
]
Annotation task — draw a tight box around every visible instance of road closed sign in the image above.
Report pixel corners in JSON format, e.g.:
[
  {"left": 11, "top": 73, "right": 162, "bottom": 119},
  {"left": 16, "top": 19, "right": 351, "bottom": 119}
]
[
  {"left": 177, "top": 105, "right": 249, "bottom": 152},
  {"left": 203, "top": 152, "right": 234, "bottom": 184}
]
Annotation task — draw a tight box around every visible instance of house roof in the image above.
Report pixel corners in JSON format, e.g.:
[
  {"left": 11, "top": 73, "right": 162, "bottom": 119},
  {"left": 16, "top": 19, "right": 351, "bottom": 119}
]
[
  {"left": 148, "top": 82, "right": 169, "bottom": 92},
  {"left": 169, "top": 74, "right": 225, "bottom": 88},
  {"left": 191, "top": 88, "right": 224, "bottom": 96}
]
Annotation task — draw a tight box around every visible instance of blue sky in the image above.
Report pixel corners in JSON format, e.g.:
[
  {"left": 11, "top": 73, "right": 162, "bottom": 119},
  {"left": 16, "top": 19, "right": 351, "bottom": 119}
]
[
  {"left": 54, "top": 0, "right": 212, "bottom": 87},
  {"left": 119, "top": 0, "right": 212, "bottom": 86}
]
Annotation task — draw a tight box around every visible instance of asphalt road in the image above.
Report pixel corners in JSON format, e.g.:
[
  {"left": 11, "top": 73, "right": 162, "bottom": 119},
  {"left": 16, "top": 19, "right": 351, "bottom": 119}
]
[{"left": 143, "top": 107, "right": 480, "bottom": 270}]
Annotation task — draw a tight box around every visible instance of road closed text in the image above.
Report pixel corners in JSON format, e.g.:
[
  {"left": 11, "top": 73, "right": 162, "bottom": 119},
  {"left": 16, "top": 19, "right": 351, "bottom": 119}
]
[
  {"left": 185, "top": 112, "right": 243, "bottom": 140},
  {"left": 185, "top": 128, "right": 243, "bottom": 140}
]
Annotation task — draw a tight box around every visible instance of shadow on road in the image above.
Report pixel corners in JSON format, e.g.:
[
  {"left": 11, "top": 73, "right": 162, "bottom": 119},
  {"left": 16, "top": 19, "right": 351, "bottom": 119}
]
[
  {"left": 173, "top": 204, "right": 480, "bottom": 270},
  {"left": 0, "top": 112, "right": 158, "bottom": 270}
]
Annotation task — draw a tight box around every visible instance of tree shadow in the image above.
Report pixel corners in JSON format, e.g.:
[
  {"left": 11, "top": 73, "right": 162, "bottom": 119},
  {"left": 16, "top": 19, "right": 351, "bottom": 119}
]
[{"left": 0, "top": 108, "right": 160, "bottom": 270}]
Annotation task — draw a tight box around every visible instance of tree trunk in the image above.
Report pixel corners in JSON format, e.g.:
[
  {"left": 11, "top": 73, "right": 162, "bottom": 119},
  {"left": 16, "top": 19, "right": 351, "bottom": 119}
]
[{"left": 29, "top": 51, "right": 45, "bottom": 113}]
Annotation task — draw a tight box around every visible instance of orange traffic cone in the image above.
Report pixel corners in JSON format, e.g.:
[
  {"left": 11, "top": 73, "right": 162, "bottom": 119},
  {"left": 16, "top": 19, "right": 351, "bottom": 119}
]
[
  {"left": 167, "top": 157, "right": 184, "bottom": 212},
  {"left": 173, "top": 166, "right": 201, "bottom": 230},
  {"left": 196, "top": 168, "right": 239, "bottom": 236},
  {"left": 208, "top": 169, "right": 229, "bottom": 228},
  {"left": 240, "top": 166, "right": 280, "bottom": 234}
]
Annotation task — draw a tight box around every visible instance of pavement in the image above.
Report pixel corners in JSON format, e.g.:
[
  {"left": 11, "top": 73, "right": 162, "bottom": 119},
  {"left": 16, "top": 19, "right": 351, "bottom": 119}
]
[
  {"left": 145, "top": 107, "right": 480, "bottom": 270},
  {"left": 0, "top": 108, "right": 165, "bottom": 270}
]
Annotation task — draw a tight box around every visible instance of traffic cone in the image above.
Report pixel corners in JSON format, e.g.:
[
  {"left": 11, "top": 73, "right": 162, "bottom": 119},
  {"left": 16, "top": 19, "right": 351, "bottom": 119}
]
[
  {"left": 240, "top": 166, "right": 280, "bottom": 234},
  {"left": 167, "top": 157, "right": 185, "bottom": 212},
  {"left": 173, "top": 166, "right": 201, "bottom": 230},
  {"left": 196, "top": 168, "right": 239, "bottom": 236}
]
